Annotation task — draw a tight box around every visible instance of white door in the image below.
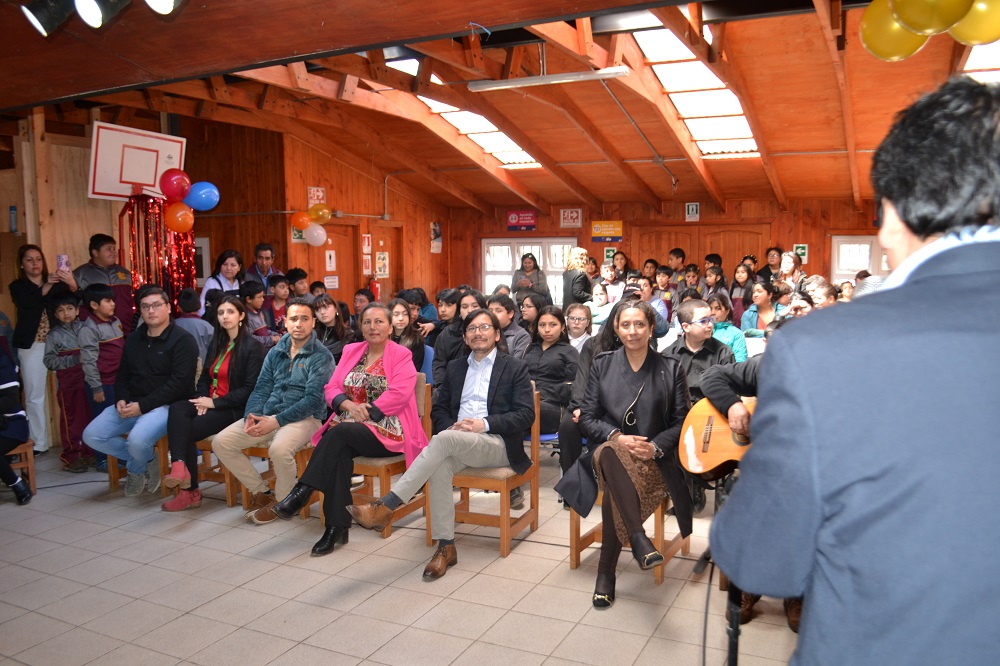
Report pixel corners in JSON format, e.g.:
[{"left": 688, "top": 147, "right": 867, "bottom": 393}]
[{"left": 830, "top": 235, "right": 890, "bottom": 285}]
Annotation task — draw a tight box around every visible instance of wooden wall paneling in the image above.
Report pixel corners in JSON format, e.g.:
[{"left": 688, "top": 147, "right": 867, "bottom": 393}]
[
  {"left": 699, "top": 224, "right": 772, "bottom": 273},
  {"left": 371, "top": 222, "right": 402, "bottom": 299},
  {"left": 0, "top": 170, "right": 22, "bottom": 315}
]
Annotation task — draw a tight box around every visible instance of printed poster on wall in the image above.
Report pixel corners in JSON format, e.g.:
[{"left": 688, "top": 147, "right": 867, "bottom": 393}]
[
  {"left": 361, "top": 234, "right": 372, "bottom": 255},
  {"left": 291, "top": 227, "right": 306, "bottom": 244},
  {"left": 559, "top": 208, "right": 583, "bottom": 228},
  {"left": 375, "top": 252, "right": 389, "bottom": 278},
  {"left": 591, "top": 221, "right": 623, "bottom": 242},
  {"left": 362, "top": 255, "right": 372, "bottom": 275},
  {"left": 507, "top": 210, "right": 536, "bottom": 231},
  {"left": 430, "top": 222, "right": 442, "bottom": 254}
]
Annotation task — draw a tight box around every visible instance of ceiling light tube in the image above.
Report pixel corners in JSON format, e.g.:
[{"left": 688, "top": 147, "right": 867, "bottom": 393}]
[
  {"left": 467, "top": 65, "right": 630, "bottom": 92},
  {"left": 144, "top": 0, "right": 181, "bottom": 15},
  {"left": 21, "top": 0, "right": 75, "bottom": 37},
  {"left": 75, "top": 0, "right": 130, "bottom": 28}
]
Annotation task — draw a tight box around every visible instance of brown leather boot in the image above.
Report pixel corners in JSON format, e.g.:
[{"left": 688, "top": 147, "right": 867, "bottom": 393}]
[
  {"left": 726, "top": 592, "right": 762, "bottom": 625},
  {"left": 784, "top": 597, "right": 802, "bottom": 633},
  {"left": 347, "top": 500, "right": 395, "bottom": 531},
  {"left": 422, "top": 543, "right": 458, "bottom": 580},
  {"left": 243, "top": 491, "right": 274, "bottom": 522}
]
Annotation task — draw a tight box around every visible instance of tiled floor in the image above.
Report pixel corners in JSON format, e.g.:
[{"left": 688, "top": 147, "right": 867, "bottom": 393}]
[{"left": 0, "top": 452, "right": 797, "bottom": 665}]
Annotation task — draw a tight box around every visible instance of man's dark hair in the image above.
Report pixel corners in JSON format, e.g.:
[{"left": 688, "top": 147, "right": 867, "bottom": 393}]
[
  {"left": 764, "top": 316, "right": 790, "bottom": 340},
  {"left": 669, "top": 247, "right": 686, "bottom": 261},
  {"left": 88, "top": 233, "right": 116, "bottom": 256},
  {"left": 397, "top": 289, "right": 422, "bottom": 306},
  {"left": 83, "top": 283, "right": 114, "bottom": 309},
  {"left": 643, "top": 258, "right": 659, "bottom": 269},
  {"left": 677, "top": 298, "right": 709, "bottom": 325},
  {"left": 637, "top": 276, "right": 654, "bottom": 291},
  {"left": 655, "top": 265, "right": 672, "bottom": 276},
  {"left": 625, "top": 269, "right": 642, "bottom": 281},
  {"left": 270, "top": 275, "right": 290, "bottom": 288},
  {"left": 354, "top": 288, "right": 376, "bottom": 302},
  {"left": 872, "top": 77, "right": 1000, "bottom": 237},
  {"left": 286, "top": 267, "right": 308, "bottom": 284},
  {"left": 239, "top": 281, "right": 265, "bottom": 299},
  {"left": 705, "top": 253, "right": 722, "bottom": 267},
  {"left": 253, "top": 243, "right": 275, "bottom": 257},
  {"left": 461, "top": 308, "right": 501, "bottom": 335},
  {"left": 766, "top": 246, "right": 784, "bottom": 258},
  {"left": 309, "top": 281, "right": 325, "bottom": 293},
  {"left": 285, "top": 296, "right": 315, "bottom": 316},
  {"left": 486, "top": 294, "right": 516, "bottom": 314},
  {"left": 138, "top": 286, "right": 170, "bottom": 307}
]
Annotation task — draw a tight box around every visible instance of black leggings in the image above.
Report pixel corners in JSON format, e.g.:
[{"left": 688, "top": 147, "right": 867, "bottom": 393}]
[
  {"left": 597, "top": 452, "right": 645, "bottom": 577},
  {"left": 166, "top": 401, "right": 242, "bottom": 490},
  {"left": 1, "top": 436, "right": 25, "bottom": 486},
  {"left": 557, "top": 412, "right": 585, "bottom": 474},
  {"left": 299, "top": 422, "right": 395, "bottom": 528}
]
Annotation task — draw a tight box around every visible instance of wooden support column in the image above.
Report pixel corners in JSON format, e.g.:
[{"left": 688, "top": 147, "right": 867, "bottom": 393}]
[{"left": 28, "top": 109, "right": 51, "bottom": 243}]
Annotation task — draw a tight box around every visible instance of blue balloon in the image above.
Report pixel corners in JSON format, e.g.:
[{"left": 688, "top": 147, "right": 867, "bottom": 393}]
[{"left": 183, "top": 181, "right": 220, "bottom": 211}]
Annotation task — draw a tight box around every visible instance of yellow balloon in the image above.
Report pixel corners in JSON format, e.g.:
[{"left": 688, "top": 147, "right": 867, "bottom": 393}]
[
  {"left": 890, "top": 0, "right": 975, "bottom": 35},
  {"left": 949, "top": 0, "right": 1000, "bottom": 45},
  {"left": 308, "top": 203, "right": 332, "bottom": 223},
  {"left": 861, "top": 0, "right": 929, "bottom": 62}
]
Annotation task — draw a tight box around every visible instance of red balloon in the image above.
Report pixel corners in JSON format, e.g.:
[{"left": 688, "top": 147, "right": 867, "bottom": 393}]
[
  {"left": 159, "top": 168, "right": 191, "bottom": 202},
  {"left": 291, "top": 211, "right": 311, "bottom": 230},
  {"left": 165, "top": 202, "right": 194, "bottom": 233}
]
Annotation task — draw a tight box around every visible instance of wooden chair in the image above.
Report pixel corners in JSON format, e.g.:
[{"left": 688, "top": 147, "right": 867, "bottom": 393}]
[
  {"left": 154, "top": 436, "right": 238, "bottom": 506},
  {"left": 8, "top": 440, "right": 36, "bottom": 494},
  {"left": 349, "top": 372, "right": 433, "bottom": 539},
  {"left": 107, "top": 436, "right": 169, "bottom": 492},
  {"left": 227, "top": 446, "right": 313, "bottom": 519},
  {"left": 432, "top": 388, "right": 541, "bottom": 557},
  {"left": 569, "top": 490, "right": 690, "bottom": 584}
]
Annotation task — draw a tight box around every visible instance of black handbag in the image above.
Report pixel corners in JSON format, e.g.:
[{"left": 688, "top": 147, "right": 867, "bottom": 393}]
[{"left": 555, "top": 454, "right": 598, "bottom": 517}]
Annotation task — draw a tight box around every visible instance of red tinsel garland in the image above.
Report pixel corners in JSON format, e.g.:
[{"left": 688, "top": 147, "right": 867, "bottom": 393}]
[{"left": 118, "top": 193, "right": 196, "bottom": 309}]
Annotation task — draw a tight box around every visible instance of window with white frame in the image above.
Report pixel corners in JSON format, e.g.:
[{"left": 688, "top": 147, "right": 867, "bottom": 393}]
[
  {"left": 830, "top": 235, "right": 890, "bottom": 285},
  {"left": 482, "top": 237, "right": 579, "bottom": 307}
]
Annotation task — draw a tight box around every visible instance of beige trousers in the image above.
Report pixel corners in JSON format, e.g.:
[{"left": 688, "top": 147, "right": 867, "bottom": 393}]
[{"left": 213, "top": 417, "right": 320, "bottom": 499}]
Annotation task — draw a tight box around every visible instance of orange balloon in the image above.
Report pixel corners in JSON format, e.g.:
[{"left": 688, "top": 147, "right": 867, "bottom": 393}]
[
  {"left": 164, "top": 202, "right": 194, "bottom": 233},
  {"left": 291, "top": 211, "right": 311, "bottom": 230}
]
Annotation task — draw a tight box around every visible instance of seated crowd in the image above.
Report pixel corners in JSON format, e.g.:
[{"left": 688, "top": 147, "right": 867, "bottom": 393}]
[{"left": 2, "top": 238, "right": 866, "bottom": 616}]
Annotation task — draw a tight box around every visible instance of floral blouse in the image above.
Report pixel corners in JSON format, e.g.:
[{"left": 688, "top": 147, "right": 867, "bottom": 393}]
[{"left": 332, "top": 352, "right": 403, "bottom": 442}]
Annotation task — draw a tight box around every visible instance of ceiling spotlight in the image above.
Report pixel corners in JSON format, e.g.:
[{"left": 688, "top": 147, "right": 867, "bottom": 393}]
[
  {"left": 21, "top": 0, "right": 75, "bottom": 37},
  {"left": 144, "top": 0, "right": 182, "bottom": 14},
  {"left": 74, "top": 0, "right": 130, "bottom": 28}
]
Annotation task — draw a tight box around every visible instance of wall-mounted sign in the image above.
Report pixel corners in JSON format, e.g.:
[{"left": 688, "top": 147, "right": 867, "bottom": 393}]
[
  {"left": 323, "top": 275, "right": 339, "bottom": 290},
  {"left": 685, "top": 202, "right": 700, "bottom": 222},
  {"left": 362, "top": 255, "right": 372, "bottom": 275},
  {"left": 375, "top": 252, "right": 389, "bottom": 278},
  {"left": 430, "top": 222, "right": 442, "bottom": 254},
  {"left": 604, "top": 247, "right": 617, "bottom": 261},
  {"left": 308, "top": 187, "right": 326, "bottom": 205},
  {"left": 361, "top": 234, "right": 372, "bottom": 255},
  {"left": 291, "top": 226, "right": 305, "bottom": 244},
  {"left": 507, "top": 210, "right": 537, "bottom": 231},
  {"left": 591, "top": 220, "right": 623, "bottom": 242},
  {"left": 559, "top": 208, "right": 583, "bottom": 228},
  {"left": 325, "top": 250, "right": 336, "bottom": 272},
  {"left": 794, "top": 243, "right": 809, "bottom": 264}
]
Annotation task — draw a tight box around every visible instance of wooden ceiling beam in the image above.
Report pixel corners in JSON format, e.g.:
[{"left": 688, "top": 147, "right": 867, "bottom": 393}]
[
  {"left": 524, "top": 20, "right": 608, "bottom": 68},
  {"left": 310, "top": 55, "right": 466, "bottom": 108},
  {"left": 406, "top": 38, "right": 501, "bottom": 78},
  {"left": 812, "top": 0, "right": 863, "bottom": 210},
  {"left": 950, "top": 41, "right": 973, "bottom": 74},
  {"left": 234, "top": 64, "right": 550, "bottom": 211},
  {"left": 649, "top": 6, "right": 788, "bottom": 209}
]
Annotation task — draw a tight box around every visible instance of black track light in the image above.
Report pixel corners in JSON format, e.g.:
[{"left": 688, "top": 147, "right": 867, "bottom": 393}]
[
  {"left": 74, "top": 0, "right": 130, "bottom": 29},
  {"left": 21, "top": 0, "right": 75, "bottom": 37}
]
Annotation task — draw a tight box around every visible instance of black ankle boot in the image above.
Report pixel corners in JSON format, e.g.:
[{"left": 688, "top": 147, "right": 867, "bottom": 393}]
[
  {"left": 592, "top": 572, "right": 616, "bottom": 609},
  {"left": 311, "top": 526, "right": 349, "bottom": 556},
  {"left": 630, "top": 531, "right": 664, "bottom": 570},
  {"left": 11, "top": 478, "right": 32, "bottom": 506},
  {"left": 273, "top": 483, "right": 313, "bottom": 520}
]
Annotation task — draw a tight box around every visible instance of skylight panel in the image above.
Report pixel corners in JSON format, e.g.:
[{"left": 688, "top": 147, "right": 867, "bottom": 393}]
[
  {"left": 635, "top": 28, "right": 694, "bottom": 62},
  {"left": 967, "top": 70, "right": 1000, "bottom": 84},
  {"left": 685, "top": 116, "right": 753, "bottom": 141},
  {"left": 963, "top": 41, "right": 1000, "bottom": 71},
  {"left": 698, "top": 138, "right": 759, "bottom": 155},
  {"left": 467, "top": 132, "right": 521, "bottom": 153},
  {"left": 439, "top": 111, "right": 498, "bottom": 134},
  {"left": 670, "top": 89, "right": 744, "bottom": 118},
  {"left": 387, "top": 59, "right": 420, "bottom": 76},
  {"left": 493, "top": 150, "right": 540, "bottom": 165},
  {"left": 418, "top": 96, "right": 459, "bottom": 113},
  {"left": 652, "top": 61, "right": 724, "bottom": 92}
]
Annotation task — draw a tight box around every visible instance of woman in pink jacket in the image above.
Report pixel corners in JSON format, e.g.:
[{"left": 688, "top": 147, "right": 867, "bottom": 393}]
[{"left": 272, "top": 302, "right": 428, "bottom": 555}]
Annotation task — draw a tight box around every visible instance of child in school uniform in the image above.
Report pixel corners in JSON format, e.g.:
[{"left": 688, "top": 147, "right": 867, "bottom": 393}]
[
  {"left": 43, "top": 292, "right": 93, "bottom": 473},
  {"left": 174, "top": 288, "right": 214, "bottom": 370},
  {"left": 78, "top": 284, "right": 125, "bottom": 472}
]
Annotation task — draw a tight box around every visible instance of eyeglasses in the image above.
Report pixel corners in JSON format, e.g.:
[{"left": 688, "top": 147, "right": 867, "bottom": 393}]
[
  {"left": 140, "top": 301, "right": 167, "bottom": 312},
  {"left": 519, "top": 304, "right": 535, "bottom": 310},
  {"left": 466, "top": 324, "right": 494, "bottom": 333},
  {"left": 685, "top": 316, "right": 715, "bottom": 327},
  {"left": 567, "top": 316, "right": 588, "bottom": 323}
]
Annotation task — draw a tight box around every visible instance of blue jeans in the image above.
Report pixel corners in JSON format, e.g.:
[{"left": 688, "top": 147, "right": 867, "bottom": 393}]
[{"left": 82, "top": 404, "right": 168, "bottom": 475}]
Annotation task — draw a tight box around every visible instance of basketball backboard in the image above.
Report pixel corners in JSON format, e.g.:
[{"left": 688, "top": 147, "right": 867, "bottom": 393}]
[{"left": 87, "top": 121, "right": 186, "bottom": 201}]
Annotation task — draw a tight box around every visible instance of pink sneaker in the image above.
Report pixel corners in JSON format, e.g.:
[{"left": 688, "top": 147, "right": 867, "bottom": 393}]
[
  {"left": 162, "top": 488, "right": 202, "bottom": 512},
  {"left": 163, "top": 461, "right": 191, "bottom": 490}
]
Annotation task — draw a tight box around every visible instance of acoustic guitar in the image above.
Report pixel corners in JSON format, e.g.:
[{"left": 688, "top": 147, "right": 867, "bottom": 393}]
[{"left": 679, "top": 398, "right": 756, "bottom": 476}]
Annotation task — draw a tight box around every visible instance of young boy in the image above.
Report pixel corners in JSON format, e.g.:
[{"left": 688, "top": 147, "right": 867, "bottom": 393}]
[
  {"left": 654, "top": 264, "right": 673, "bottom": 303},
  {"left": 43, "top": 292, "right": 93, "bottom": 472},
  {"left": 263, "top": 275, "right": 290, "bottom": 333},
  {"left": 174, "top": 288, "right": 214, "bottom": 367},
  {"left": 309, "top": 281, "right": 326, "bottom": 297},
  {"left": 241, "top": 281, "right": 280, "bottom": 349},
  {"left": 286, "top": 268, "right": 310, "bottom": 297},
  {"left": 79, "top": 284, "right": 125, "bottom": 472}
]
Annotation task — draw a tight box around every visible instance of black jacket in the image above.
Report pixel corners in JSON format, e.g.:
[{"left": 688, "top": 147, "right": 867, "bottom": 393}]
[
  {"left": 432, "top": 351, "right": 535, "bottom": 475},
  {"left": 701, "top": 354, "right": 762, "bottom": 415},
  {"left": 196, "top": 337, "right": 266, "bottom": 412},
  {"left": 562, "top": 269, "right": 592, "bottom": 307},
  {"left": 8, "top": 279, "right": 73, "bottom": 349},
  {"left": 116, "top": 321, "right": 198, "bottom": 414},
  {"left": 521, "top": 340, "right": 578, "bottom": 408},
  {"left": 662, "top": 336, "right": 735, "bottom": 403},
  {"left": 431, "top": 321, "right": 466, "bottom": 386},
  {"left": 580, "top": 348, "right": 694, "bottom": 536},
  {"left": 316, "top": 322, "right": 355, "bottom": 365}
]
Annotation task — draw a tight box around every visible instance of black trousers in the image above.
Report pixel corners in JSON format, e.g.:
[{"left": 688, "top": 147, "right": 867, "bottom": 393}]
[
  {"left": 299, "top": 422, "right": 394, "bottom": 528},
  {"left": 166, "top": 401, "right": 242, "bottom": 489},
  {"left": 557, "top": 412, "right": 585, "bottom": 474},
  {"left": 1, "top": 435, "right": 25, "bottom": 486},
  {"left": 539, "top": 400, "right": 562, "bottom": 435},
  {"left": 597, "top": 452, "right": 644, "bottom": 576}
]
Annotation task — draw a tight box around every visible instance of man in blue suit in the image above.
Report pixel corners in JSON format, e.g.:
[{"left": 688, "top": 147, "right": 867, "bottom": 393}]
[{"left": 711, "top": 78, "right": 1000, "bottom": 665}]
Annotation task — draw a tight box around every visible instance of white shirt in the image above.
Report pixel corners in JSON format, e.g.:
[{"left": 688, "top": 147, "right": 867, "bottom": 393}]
[
  {"left": 569, "top": 332, "right": 591, "bottom": 352},
  {"left": 457, "top": 347, "right": 497, "bottom": 429}
]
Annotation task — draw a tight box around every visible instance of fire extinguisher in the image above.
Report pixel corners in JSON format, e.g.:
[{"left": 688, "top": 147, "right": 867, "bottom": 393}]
[{"left": 368, "top": 276, "right": 381, "bottom": 302}]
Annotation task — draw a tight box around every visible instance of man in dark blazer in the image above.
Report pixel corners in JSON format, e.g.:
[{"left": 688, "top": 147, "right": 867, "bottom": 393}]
[
  {"left": 349, "top": 308, "right": 535, "bottom": 580},
  {"left": 711, "top": 78, "right": 1000, "bottom": 665}
]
